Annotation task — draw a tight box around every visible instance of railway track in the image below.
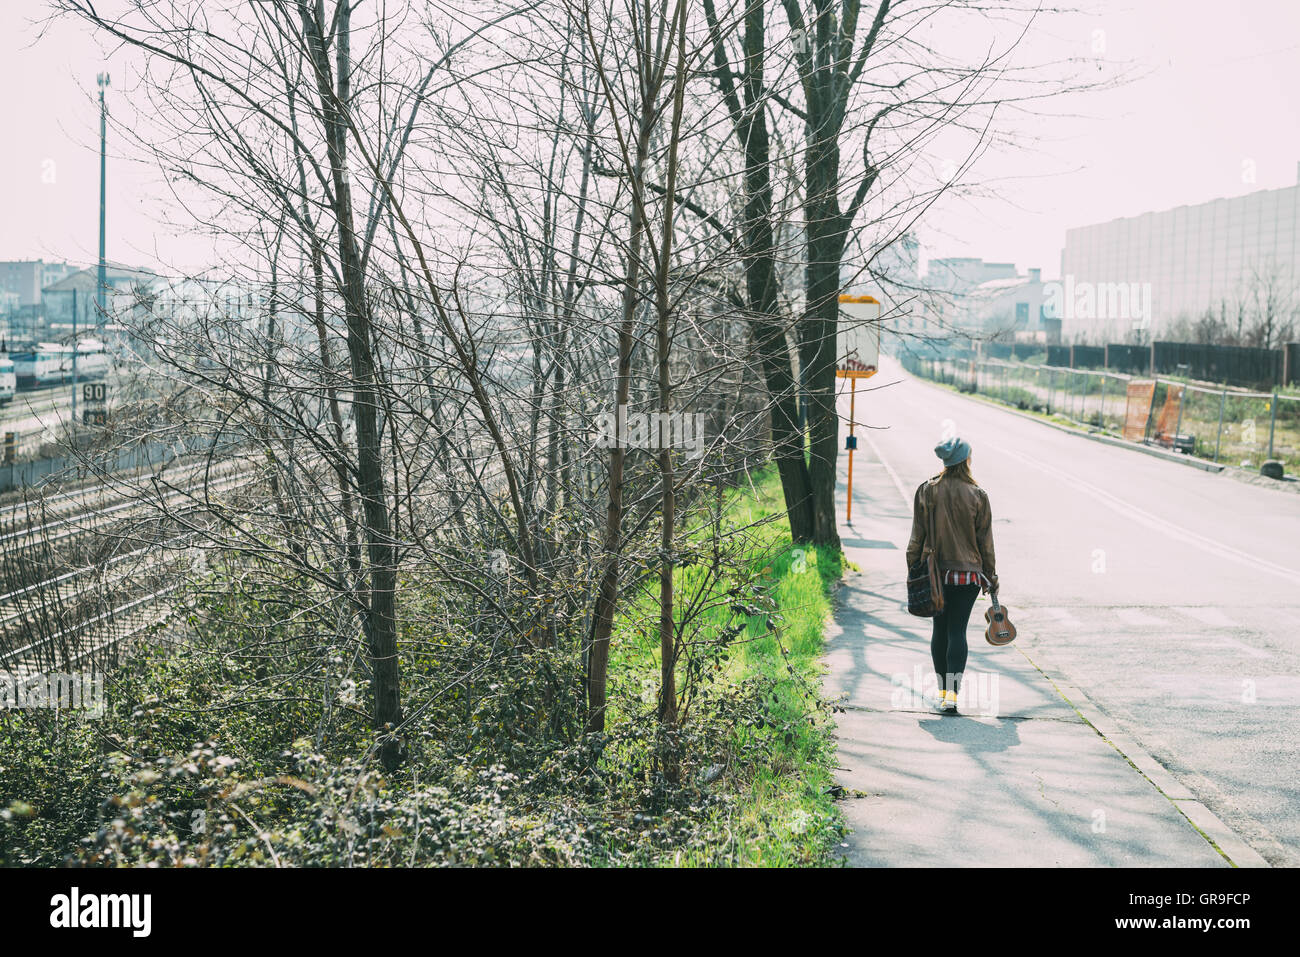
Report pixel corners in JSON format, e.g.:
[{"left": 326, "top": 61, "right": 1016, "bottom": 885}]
[
  {"left": 0, "top": 383, "right": 99, "bottom": 424},
  {"left": 1, "top": 583, "right": 184, "bottom": 680},
  {"left": 0, "top": 544, "right": 169, "bottom": 647},
  {"left": 0, "top": 461, "right": 261, "bottom": 680},
  {"left": 0, "top": 457, "right": 255, "bottom": 547},
  {"left": 0, "top": 443, "right": 454, "bottom": 684}
]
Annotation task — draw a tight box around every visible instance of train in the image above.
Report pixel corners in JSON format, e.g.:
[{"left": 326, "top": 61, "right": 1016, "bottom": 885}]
[
  {"left": 0, "top": 356, "right": 14, "bottom": 404},
  {"left": 11, "top": 340, "right": 111, "bottom": 387}
]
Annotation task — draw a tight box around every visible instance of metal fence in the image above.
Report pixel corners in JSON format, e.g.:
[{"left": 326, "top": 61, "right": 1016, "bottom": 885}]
[
  {"left": 1, "top": 432, "right": 242, "bottom": 494},
  {"left": 1, "top": 428, "right": 46, "bottom": 464},
  {"left": 1152, "top": 341, "right": 1284, "bottom": 389},
  {"left": 910, "top": 337, "right": 1299, "bottom": 385},
  {"left": 901, "top": 354, "right": 1300, "bottom": 472}
]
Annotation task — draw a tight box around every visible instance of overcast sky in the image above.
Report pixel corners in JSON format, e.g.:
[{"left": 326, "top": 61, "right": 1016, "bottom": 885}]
[{"left": 3, "top": 0, "right": 1298, "bottom": 279}]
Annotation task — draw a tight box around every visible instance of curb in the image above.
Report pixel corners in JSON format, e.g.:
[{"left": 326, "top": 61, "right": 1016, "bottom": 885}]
[
  {"left": 910, "top": 373, "right": 1300, "bottom": 494},
  {"left": 1018, "top": 646, "right": 1270, "bottom": 868},
  {"left": 908, "top": 372, "right": 1228, "bottom": 472}
]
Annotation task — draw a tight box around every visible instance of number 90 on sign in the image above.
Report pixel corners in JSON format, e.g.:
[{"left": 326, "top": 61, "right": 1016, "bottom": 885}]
[{"left": 82, "top": 383, "right": 107, "bottom": 403}]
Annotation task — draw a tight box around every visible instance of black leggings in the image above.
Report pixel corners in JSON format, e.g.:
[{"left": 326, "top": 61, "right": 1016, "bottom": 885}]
[{"left": 931, "top": 583, "right": 979, "bottom": 692}]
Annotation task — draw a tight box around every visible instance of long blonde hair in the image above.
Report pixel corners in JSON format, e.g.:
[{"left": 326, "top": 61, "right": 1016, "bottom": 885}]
[{"left": 938, "top": 457, "right": 977, "bottom": 485}]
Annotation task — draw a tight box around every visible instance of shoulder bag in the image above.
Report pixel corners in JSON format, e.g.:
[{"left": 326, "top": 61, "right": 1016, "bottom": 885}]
[{"left": 907, "top": 480, "right": 945, "bottom": 617}]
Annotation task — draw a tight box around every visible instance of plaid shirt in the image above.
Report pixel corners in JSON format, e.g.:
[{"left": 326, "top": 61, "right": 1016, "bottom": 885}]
[{"left": 943, "top": 569, "right": 990, "bottom": 588}]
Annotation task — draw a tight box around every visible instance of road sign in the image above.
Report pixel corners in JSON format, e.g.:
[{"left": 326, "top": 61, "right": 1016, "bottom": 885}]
[
  {"left": 82, "top": 381, "right": 108, "bottom": 428},
  {"left": 837, "top": 295, "right": 881, "bottom": 378}
]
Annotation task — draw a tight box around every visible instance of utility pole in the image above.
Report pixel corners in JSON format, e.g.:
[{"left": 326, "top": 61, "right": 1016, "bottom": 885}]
[
  {"left": 80, "top": 71, "right": 110, "bottom": 427},
  {"left": 96, "top": 72, "right": 109, "bottom": 329},
  {"left": 72, "top": 288, "right": 78, "bottom": 423}
]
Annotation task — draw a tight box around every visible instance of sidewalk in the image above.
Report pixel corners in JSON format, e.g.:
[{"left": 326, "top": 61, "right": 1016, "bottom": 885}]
[{"left": 822, "top": 443, "right": 1232, "bottom": 867}]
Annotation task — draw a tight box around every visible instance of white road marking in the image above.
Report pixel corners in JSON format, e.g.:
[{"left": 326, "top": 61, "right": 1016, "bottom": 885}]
[
  {"left": 1115, "top": 608, "right": 1166, "bottom": 627},
  {"left": 999, "top": 446, "right": 1300, "bottom": 583},
  {"left": 1174, "top": 606, "right": 1237, "bottom": 628}
]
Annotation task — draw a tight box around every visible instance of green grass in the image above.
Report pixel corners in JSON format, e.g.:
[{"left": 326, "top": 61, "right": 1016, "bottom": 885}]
[
  {"left": 606, "top": 465, "right": 847, "bottom": 866},
  {"left": 924, "top": 371, "right": 1089, "bottom": 429},
  {"left": 704, "top": 470, "right": 845, "bottom": 866}
]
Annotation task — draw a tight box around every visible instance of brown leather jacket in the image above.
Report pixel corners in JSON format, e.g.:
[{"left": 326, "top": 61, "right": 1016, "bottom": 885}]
[{"left": 905, "top": 475, "right": 998, "bottom": 587}]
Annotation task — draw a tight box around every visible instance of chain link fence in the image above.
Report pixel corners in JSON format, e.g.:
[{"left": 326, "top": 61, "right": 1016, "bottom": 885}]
[{"left": 900, "top": 353, "right": 1300, "bottom": 474}]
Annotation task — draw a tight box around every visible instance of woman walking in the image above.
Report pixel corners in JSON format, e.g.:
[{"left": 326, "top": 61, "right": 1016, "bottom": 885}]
[{"left": 905, "top": 436, "right": 999, "bottom": 713}]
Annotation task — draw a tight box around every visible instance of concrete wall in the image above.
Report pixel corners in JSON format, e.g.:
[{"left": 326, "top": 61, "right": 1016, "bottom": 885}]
[{"left": 0, "top": 434, "right": 224, "bottom": 493}]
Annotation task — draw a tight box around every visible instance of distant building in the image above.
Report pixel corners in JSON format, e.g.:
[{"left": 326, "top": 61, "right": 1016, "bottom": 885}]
[
  {"left": 134, "top": 277, "right": 266, "bottom": 333},
  {"left": 121, "top": 275, "right": 284, "bottom": 366},
  {"left": 1, "top": 260, "right": 93, "bottom": 340},
  {"left": 40, "top": 262, "right": 77, "bottom": 289},
  {"left": 927, "top": 257, "right": 1020, "bottom": 296},
  {"left": 961, "top": 268, "right": 1059, "bottom": 343},
  {"left": 1, "top": 261, "right": 47, "bottom": 309},
  {"left": 42, "top": 264, "right": 160, "bottom": 337},
  {"left": 1060, "top": 165, "right": 1300, "bottom": 343},
  {"left": 911, "top": 257, "right": 1027, "bottom": 336},
  {"left": 0, "top": 260, "right": 77, "bottom": 309}
]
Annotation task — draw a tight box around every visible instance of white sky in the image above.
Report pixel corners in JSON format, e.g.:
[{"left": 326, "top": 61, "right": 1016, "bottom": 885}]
[
  {"left": 926, "top": 0, "right": 1300, "bottom": 276},
  {"left": 3, "top": 0, "right": 1299, "bottom": 280}
]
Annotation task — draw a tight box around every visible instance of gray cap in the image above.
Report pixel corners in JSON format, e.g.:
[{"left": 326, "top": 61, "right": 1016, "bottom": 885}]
[{"left": 934, "top": 436, "right": 971, "bottom": 467}]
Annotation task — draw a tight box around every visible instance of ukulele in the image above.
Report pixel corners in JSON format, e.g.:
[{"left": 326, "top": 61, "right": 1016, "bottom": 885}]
[{"left": 984, "top": 589, "right": 1017, "bottom": 646}]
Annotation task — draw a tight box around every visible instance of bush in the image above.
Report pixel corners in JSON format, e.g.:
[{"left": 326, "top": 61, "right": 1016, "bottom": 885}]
[
  {"left": 1003, "top": 387, "right": 1042, "bottom": 412},
  {"left": 0, "top": 470, "right": 846, "bottom": 868}
]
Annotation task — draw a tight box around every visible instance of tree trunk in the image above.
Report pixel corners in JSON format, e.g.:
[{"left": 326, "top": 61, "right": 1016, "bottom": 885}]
[
  {"left": 704, "top": 0, "right": 814, "bottom": 541},
  {"left": 801, "top": 137, "right": 846, "bottom": 549},
  {"left": 585, "top": 146, "right": 644, "bottom": 734},
  {"left": 301, "top": 0, "right": 403, "bottom": 770},
  {"left": 655, "top": 0, "right": 689, "bottom": 779}
]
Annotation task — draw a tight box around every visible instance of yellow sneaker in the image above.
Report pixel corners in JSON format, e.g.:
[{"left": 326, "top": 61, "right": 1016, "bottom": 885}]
[{"left": 941, "top": 690, "right": 958, "bottom": 712}]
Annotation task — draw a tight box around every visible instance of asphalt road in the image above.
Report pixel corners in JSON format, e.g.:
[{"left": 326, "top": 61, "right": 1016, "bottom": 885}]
[{"left": 842, "top": 354, "right": 1300, "bottom": 865}]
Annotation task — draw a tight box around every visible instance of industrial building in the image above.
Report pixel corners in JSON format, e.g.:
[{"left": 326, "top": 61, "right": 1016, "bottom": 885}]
[{"left": 1060, "top": 168, "right": 1300, "bottom": 343}]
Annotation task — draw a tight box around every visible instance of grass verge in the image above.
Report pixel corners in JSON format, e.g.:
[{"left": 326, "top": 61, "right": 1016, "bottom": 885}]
[
  {"left": 676, "top": 466, "right": 845, "bottom": 865},
  {"left": 0, "top": 465, "right": 847, "bottom": 867}
]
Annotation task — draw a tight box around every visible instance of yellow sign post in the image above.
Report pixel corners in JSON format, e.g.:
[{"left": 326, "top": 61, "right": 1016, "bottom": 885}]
[{"left": 837, "top": 295, "right": 881, "bottom": 524}]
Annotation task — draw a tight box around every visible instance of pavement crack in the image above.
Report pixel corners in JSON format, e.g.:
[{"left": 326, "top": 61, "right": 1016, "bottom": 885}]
[{"left": 1032, "top": 769, "right": 1065, "bottom": 810}]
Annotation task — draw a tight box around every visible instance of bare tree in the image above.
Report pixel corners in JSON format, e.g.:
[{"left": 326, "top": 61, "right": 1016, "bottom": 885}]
[{"left": 1246, "top": 259, "right": 1297, "bottom": 351}]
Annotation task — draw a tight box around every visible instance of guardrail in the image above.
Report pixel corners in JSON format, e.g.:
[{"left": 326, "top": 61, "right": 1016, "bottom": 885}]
[{"left": 901, "top": 353, "right": 1300, "bottom": 473}]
